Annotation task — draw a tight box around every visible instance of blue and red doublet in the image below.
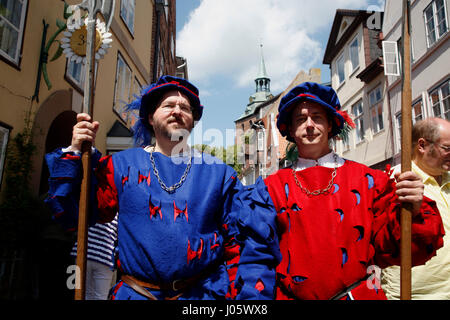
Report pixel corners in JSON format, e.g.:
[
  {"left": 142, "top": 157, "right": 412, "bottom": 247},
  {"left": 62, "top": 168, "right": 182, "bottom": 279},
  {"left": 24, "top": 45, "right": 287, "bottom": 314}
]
[
  {"left": 45, "top": 148, "right": 281, "bottom": 300},
  {"left": 264, "top": 159, "right": 444, "bottom": 300}
]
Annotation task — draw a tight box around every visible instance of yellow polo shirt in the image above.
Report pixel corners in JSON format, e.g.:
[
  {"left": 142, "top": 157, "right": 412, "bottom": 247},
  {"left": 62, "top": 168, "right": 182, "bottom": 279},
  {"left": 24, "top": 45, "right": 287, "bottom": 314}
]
[{"left": 381, "top": 162, "right": 450, "bottom": 299}]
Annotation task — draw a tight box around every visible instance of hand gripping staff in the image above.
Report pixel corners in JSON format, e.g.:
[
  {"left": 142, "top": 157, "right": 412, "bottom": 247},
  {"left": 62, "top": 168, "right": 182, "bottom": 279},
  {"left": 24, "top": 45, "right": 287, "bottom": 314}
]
[{"left": 69, "top": 0, "right": 116, "bottom": 301}]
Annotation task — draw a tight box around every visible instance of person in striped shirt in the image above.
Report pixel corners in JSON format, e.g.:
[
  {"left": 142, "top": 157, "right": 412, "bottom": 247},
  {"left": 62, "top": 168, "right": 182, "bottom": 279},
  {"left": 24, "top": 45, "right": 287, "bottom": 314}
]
[{"left": 71, "top": 214, "right": 118, "bottom": 300}]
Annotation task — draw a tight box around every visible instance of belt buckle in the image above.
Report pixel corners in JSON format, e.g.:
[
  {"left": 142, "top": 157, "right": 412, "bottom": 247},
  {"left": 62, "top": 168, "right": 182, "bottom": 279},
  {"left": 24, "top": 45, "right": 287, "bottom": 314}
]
[{"left": 172, "top": 279, "right": 182, "bottom": 291}]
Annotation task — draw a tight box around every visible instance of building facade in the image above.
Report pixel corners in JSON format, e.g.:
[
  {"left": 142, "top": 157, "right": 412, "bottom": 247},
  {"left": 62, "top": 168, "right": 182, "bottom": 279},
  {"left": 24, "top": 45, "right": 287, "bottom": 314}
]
[
  {"left": 0, "top": 0, "right": 177, "bottom": 299},
  {"left": 0, "top": 0, "right": 177, "bottom": 199},
  {"left": 382, "top": 0, "right": 449, "bottom": 165},
  {"left": 323, "top": 9, "right": 392, "bottom": 170}
]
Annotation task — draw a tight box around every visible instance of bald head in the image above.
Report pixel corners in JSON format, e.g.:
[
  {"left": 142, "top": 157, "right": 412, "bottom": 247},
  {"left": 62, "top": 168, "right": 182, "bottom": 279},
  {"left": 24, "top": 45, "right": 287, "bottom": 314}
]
[{"left": 412, "top": 117, "right": 450, "bottom": 180}]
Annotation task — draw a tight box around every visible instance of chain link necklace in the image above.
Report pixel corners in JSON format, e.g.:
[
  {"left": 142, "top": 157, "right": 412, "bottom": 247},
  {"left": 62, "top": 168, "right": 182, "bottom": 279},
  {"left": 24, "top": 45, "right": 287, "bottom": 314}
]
[
  {"left": 149, "top": 146, "right": 192, "bottom": 193},
  {"left": 292, "top": 154, "right": 338, "bottom": 196}
]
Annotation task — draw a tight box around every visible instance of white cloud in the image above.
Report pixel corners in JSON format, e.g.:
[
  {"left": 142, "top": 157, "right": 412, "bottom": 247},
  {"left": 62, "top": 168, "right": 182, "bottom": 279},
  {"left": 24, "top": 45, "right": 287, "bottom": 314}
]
[{"left": 177, "top": 0, "right": 372, "bottom": 92}]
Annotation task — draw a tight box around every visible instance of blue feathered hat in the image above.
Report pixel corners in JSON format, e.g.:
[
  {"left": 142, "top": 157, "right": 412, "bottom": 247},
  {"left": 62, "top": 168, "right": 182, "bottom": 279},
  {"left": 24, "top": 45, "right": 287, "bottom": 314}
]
[
  {"left": 276, "top": 82, "right": 355, "bottom": 142},
  {"left": 126, "top": 75, "right": 203, "bottom": 147}
]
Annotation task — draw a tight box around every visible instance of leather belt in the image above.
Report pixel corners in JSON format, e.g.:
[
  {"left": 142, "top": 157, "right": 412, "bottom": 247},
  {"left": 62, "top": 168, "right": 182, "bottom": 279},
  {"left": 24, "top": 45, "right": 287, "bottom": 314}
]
[{"left": 120, "top": 263, "right": 218, "bottom": 300}]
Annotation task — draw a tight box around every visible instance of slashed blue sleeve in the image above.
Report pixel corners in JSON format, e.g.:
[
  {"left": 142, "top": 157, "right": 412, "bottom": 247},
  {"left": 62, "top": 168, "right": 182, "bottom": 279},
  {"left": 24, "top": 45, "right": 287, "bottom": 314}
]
[
  {"left": 44, "top": 148, "right": 102, "bottom": 231},
  {"left": 222, "top": 174, "right": 281, "bottom": 300}
]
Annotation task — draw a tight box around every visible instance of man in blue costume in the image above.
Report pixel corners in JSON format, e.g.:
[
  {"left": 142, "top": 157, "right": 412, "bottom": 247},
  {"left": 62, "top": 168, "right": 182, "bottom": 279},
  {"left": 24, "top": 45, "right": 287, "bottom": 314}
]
[{"left": 45, "top": 75, "right": 280, "bottom": 300}]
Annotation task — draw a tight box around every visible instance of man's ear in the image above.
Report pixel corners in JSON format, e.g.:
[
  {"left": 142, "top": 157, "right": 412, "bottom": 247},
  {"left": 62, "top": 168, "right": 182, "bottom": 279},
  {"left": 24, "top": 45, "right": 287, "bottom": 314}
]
[{"left": 417, "top": 138, "right": 427, "bottom": 153}]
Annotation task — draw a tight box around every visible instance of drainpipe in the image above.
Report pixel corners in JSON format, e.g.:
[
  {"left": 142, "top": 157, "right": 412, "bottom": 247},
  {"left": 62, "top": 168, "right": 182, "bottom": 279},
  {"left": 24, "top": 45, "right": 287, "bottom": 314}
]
[{"left": 153, "top": 0, "right": 164, "bottom": 82}]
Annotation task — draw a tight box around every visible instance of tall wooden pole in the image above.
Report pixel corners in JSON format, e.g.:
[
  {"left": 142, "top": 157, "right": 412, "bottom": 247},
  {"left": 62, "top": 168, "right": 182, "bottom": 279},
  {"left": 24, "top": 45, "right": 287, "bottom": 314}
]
[
  {"left": 74, "top": 16, "right": 97, "bottom": 301},
  {"left": 400, "top": 0, "right": 412, "bottom": 301}
]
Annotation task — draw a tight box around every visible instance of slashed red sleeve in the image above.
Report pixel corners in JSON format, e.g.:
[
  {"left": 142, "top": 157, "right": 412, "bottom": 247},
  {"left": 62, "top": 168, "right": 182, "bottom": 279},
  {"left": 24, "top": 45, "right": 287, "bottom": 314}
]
[
  {"left": 95, "top": 155, "right": 119, "bottom": 223},
  {"left": 371, "top": 171, "right": 445, "bottom": 268}
]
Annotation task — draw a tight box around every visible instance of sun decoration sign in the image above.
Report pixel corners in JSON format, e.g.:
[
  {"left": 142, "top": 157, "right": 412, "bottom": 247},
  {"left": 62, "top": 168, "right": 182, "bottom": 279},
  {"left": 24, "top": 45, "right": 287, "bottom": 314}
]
[{"left": 61, "top": 17, "right": 113, "bottom": 64}]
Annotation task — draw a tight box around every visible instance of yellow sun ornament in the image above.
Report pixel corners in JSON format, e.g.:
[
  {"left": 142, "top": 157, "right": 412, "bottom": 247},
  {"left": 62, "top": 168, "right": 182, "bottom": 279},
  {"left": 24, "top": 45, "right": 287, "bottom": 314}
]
[{"left": 61, "top": 18, "right": 113, "bottom": 64}]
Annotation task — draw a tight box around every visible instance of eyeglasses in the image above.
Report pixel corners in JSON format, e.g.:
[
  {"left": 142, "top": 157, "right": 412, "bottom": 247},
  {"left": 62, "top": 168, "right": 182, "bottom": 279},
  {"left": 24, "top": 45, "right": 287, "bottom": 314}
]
[
  {"left": 426, "top": 139, "right": 450, "bottom": 153},
  {"left": 160, "top": 103, "right": 193, "bottom": 115},
  {"left": 436, "top": 143, "right": 450, "bottom": 153}
]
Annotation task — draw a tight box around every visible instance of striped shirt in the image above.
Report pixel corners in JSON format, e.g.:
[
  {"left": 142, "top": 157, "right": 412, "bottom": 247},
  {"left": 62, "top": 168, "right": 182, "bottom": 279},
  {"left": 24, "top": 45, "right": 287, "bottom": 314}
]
[{"left": 71, "top": 215, "right": 118, "bottom": 269}]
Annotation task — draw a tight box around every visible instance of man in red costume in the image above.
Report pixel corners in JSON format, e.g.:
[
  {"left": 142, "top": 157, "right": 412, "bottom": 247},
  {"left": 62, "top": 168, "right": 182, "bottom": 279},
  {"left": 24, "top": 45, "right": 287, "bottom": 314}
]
[{"left": 263, "top": 82, "right": 444, "bottom": 300}]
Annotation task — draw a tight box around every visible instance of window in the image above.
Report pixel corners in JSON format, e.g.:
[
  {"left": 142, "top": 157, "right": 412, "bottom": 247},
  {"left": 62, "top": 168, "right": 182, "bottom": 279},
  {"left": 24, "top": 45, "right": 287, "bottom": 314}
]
[
  {"left": 257, "top": 131, "right": 264, "bottom": 151},
  {"left": 127, "top": 77, "right": 142, "bottom": 127},
  {"left": 395, "top": 112, "right": 402, "bottom": 152},
  {"left": 349, "top": 36, "right": 359, "bottom": 73},
  {"left": 113, "top": 53, "right": 132, "bottom": 123},
  {"left": 430, "top": 79, "right": 450, "bottom": 120},
  {"left": 120, "top": 0, "right": 135, "bottom": 34},
  {"left": 0, "top": 123, "right": 11, "bottom": 188},
  {"left": 369, "top": 86, "right": 384, "bottom": 134},
  {"left": 65, "top": 59, "right": 98, "bottom": 91},
  {"left": 424, "top": 0, "right": 448, "bottom": 48},
  {"left": 382, "top": 41, "right": 400, "bottom": 76},
  {"left": 412, "top": 100, "right": 424, "bottom": 123},
  {"left": 66, "top": 59, "right": 85, "bottom": 89},
  {"left": 0, "top": 0, "right": 28, "bottom": 64},
  {"left": 396, "top": 38, "right": 403, "bottom": 74},
  {"left": 396, "top": 36, "right": 415, "bottom": 71},
  {"left": 336, "top": 53, "right": 345, "bottom": 85},
  {"left": 352, "top": 100, "right": 364, "bottom": 143}
]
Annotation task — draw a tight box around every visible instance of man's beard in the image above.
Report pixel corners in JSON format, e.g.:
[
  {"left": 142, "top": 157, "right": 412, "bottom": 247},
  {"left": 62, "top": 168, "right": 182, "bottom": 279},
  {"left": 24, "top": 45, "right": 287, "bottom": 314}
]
[{"left": 155, "top": 117, "right": 192, "bottom": 142}]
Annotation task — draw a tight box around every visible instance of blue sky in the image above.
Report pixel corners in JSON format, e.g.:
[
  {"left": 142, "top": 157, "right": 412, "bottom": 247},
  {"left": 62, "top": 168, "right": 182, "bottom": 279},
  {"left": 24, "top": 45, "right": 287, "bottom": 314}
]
[{"left": 176, "top": 0, "right": 385, "bottom": 147}]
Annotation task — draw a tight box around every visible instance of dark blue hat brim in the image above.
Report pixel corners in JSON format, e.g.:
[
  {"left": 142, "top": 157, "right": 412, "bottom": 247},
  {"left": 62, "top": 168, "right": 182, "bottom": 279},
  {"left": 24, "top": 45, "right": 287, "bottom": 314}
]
[
  {"left": 277, "top": 95, "right": 345, "bottom": 141},
  {"left": 139, "top": 83, "right": 203, "bottom": 127}
]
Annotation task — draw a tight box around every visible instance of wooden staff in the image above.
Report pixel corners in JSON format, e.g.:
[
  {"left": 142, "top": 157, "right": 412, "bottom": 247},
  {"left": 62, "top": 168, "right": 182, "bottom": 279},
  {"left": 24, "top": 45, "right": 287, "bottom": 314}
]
[
  {"left": 75, "top": 15, "right": 97, "bottom": 301},
  {"left": 400, "top": 0, "right": 412, "bottom": 300},
  {"left": 69, "top": 0, "right": 115, "bottom": 300}
]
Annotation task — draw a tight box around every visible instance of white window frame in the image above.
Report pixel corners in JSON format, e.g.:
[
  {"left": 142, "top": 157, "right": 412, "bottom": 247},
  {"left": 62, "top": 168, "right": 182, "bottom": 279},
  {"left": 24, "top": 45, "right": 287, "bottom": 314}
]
[
  {"left": 336, "top": 53, "right": 345, "bottom": 86},
  {"left": 382, "top": 40, "right": 400, "bottom": 76},
  {"left": 349, "top": 36, "right": 360, "bottom": 73},
  {"left": 412, "top": 99, "right": 424, "bottom": 123},
  {"left": 0, "top": 123, "right": 11, "bottom": 188},
  {"left": 352, "top": 100, "right": 365, "bottom": 144},
  {"left": 113, "top": 52, "right": 133, "bottom": 123},
  {"left": 395, "top": 112, "right": 402, "bottom": 153},
  {"left": 424, "top": 0, "right": 449, "bottom": 48},
  {"left": 257, "top": 131, "right": 264, "bottom": 151},
  {"left": 0, "top": 0, "right": 28, "bottom": 65},
  {"left": 369, "top": 86, "right": 384, "bottom": 134},
  {"left": 66, "top": 59, "right": 85, "bottom": 89},
  {"left": 429, "top": 79, "right": 450, "bottom": 120},
  {"left": 65, "top": 59, "right": 98, "bottom": 92},
  {"left": 120, "top": 0, "right": 135, "bottom": 35}
]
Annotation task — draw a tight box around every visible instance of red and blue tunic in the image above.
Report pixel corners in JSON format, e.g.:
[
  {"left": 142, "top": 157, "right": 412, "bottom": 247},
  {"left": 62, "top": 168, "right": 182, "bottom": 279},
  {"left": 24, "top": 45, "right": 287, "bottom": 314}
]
[
  {"left": 45, "top": 147, "right": 281, "bottom": 300},
  {"left": 264, "top": 154, "right": 444, "bottom": 300}
]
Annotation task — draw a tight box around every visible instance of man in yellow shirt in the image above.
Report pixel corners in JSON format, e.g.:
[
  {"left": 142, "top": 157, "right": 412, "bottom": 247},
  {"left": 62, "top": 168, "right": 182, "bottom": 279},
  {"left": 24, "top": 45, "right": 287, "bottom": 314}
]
[{"left": 382, "top": 117, "right": 450, "bottom": 299}]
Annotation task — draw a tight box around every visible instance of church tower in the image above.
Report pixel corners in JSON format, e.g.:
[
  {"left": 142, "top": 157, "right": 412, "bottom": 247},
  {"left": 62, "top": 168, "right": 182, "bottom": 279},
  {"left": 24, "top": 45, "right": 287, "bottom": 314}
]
[{"left": 248, "top": 44, "right": 273, "bottom": 108}]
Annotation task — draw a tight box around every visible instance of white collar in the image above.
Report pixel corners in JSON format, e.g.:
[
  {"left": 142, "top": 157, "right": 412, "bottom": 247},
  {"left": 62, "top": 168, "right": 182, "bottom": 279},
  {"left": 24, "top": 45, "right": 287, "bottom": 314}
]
[
  {"left": 293, "top": 151, "right": 345, "bottom": 171},
  {"left": 143, "top": 145, "right": 202, "bottom": 158}
]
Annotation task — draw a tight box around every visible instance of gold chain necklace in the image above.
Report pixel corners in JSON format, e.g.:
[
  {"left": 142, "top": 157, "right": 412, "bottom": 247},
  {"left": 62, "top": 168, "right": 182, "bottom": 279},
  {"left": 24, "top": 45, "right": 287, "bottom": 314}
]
[
  {"left": 149, "top": 146, "right": 192, "bottom": 193},
  {"left": 292, "top": 154, "right": 338, "bottom": 196}
]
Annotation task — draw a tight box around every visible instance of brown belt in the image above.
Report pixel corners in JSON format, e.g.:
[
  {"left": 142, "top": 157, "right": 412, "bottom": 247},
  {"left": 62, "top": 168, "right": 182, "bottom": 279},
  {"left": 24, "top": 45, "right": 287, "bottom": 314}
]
[
  {"left": 121, "top": 264, "right": 217, "bottom": 300},
  {"left": 121, "top": 275, "right": 182, "bottom": 300}
]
